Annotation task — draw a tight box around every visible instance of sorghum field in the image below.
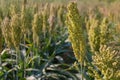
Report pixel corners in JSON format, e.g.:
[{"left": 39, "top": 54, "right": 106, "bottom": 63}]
[{"left": 0, "top": 0, "right": 120, "bottom": 80}]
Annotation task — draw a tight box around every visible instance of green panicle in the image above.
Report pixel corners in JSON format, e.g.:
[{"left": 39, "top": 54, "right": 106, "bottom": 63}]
[
  {"left": 100, "top": 17, "right": 109, "bottom": 45},
  {"left": 1, "top": 17, "right": 12, "bottom": 48},
  {"left": 10, "top": 14, "right": 21, "bottom": 49},
  {"left": 32, "top": 12, "right": 43, "bottom": 47},
  {"left": 42, "top": 3, "right": 49, "bottom": 37},
  {"left": 92, "top": 45, "right": 120, "bottom": 80},
  {"left": 21, "top": 3, "right": 32, "bottom": 37},
  {"left": 57, "top": 4, "right": 66, "bottom": 27},
  {"left": 48, "top": 3, "right": 58, "bottom": 33},
  {"left": 66, "top": 2, "right": 86, "bottom": 63},
  {"left": 87, "top": 15, "right": 100, "bottom": 53}
]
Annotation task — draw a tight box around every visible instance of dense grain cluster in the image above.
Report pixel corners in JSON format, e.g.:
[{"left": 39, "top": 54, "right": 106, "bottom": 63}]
[
  {"left": 92, "top": 45, "right": 120, "bottom": 80},
  {"left": 86, "top": 15, "right": 100, "bottom": 52},
  {"left": 66, "top": 2, "right": 120, "bottom": 80},
  {"left": 66, "top": 2, "right": 86, "bottom": 63}
]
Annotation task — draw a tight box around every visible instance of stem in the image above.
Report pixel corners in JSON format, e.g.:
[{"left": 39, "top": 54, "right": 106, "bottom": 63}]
[
  {"left": 81, "top": 61, "right": 85, "bottom": 80},
  {"left": 0, "top": 54, "right": 1, "bottom": 70},
  {"left": 16, "top": 48, "right": 19, "bottom": 80},
  {"left": 81, "top": 62, "right": 83, "bottom": 80},
  {"left": 10, "top": 48, "right": 15, "bottom": 79},
  {"left": 23, "top": 34, "right": 26, "bottom": 78}
]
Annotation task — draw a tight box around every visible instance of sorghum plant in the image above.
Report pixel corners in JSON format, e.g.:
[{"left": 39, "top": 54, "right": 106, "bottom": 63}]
[
  {"left": 66, "top": 1, "right": 86, "bottom": 66},
  {"left": 48, "top": 4, "right": 57, "bottom": 34},
  {"left": 92, "top": 45, "right": 120, "bottom": 80},
  {"left": 21, "top": 1, "right": 32, "bottom": 39},
  {"left": 86, "top": 15, "right": 100, "bottom": 53},
  {"left": 42, "top": 3, "right": 49, "bottom": 37},
  {"left": 87, "top": 15, "right": 115, "bottom": 53},
  {"left": 66, "top": 2, "right": 87, "bottom": 79},
  {"left": 100, "top": 17, "right": 110, "bottom": 45},
  {"left": 57, "top": 5, "right": 66, "bottom": 27},
  {"left": 32, "top": 12, "right": 43, "bottom": 47},
  {"left": 1, "top": 17, "right": 12, "bottom": 48},
  {"left": 10, "top": 14, "right": 21, "bottom": 49}
]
